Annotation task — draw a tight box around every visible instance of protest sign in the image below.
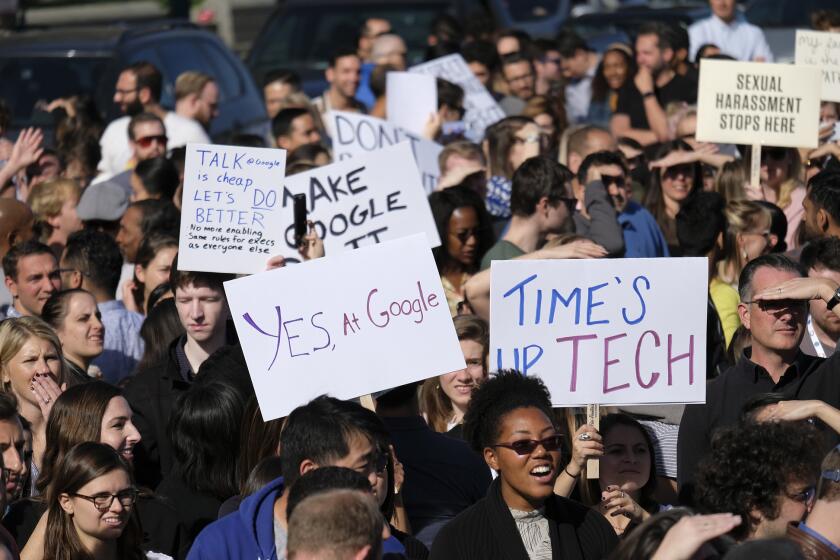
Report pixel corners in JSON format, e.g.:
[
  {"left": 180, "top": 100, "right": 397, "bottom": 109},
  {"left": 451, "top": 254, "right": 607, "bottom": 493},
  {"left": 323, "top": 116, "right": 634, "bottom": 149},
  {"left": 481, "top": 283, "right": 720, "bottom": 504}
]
[
  {"left": 329, "top": 111, "right": 443, "bottom": 193},
  {"left": 490, "top": 258, "right": 707, "bottom": 406},
  {"left": 273, "top": 141, "right": 440, "bottom": 262},
  {"left": 225, "top": 234, "right": 466, "bottom": 420},
  {"left": 386, "top": 72, "right": 437, "bottom": 136},
  {"left": 695, "top": 59, "right": 821, "bottom": 149},
  {"left": 795, "top": 30, "right": 840, "bottom": 102},
  {"left": 410, "top": 53, "right": 505, "bottom": 142},
  {"left": 178, "top": 143, "right": 286, "bottom": 274}
]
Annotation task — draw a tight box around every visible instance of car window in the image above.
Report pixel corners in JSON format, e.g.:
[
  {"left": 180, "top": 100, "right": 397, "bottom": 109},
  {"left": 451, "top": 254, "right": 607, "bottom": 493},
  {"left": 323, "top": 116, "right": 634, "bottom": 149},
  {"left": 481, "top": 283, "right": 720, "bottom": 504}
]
[
  {"left": 250, "top": 3, "right": 450, "bottom": 74},
  {"left": 0, "top": 56, "right": 111, "bottom": 126},
  {"left": 200, "top": 42, "right": 245, "bottom": 100}
]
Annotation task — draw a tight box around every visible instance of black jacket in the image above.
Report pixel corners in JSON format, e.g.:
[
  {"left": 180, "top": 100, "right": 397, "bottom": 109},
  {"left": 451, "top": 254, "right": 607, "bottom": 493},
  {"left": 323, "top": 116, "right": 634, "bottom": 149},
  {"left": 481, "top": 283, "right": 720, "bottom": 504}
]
[{"left": 429, "top": 479, "right": 618, "bottom": 560}]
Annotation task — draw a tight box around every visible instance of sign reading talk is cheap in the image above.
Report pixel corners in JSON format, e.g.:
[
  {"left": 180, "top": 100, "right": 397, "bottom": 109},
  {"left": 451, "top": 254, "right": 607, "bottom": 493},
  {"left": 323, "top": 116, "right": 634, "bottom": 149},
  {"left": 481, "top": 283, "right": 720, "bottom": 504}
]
[
  {"left": 696, "top": 59, "right": 821, "bottom": 148},
  {"left": 795, "top": 30, "right": 840, "bottom": 102},
  {"left": 490, "top": 258, "right": 707, "bottom": 406},
  {"left": 274, "top": 142, "right": 440, "bottom": 262},
  {"left": 410, "top": 53, "right": 505, "bottom": 142},
  {"left": 329, "top": 111, "right": 443, "bottom": 194},
  {"left": 225, "top": 234, "right": 466, "bottom": 420},
  {"left": 179, "top": 143, "right": 286, "bottom": 274}
]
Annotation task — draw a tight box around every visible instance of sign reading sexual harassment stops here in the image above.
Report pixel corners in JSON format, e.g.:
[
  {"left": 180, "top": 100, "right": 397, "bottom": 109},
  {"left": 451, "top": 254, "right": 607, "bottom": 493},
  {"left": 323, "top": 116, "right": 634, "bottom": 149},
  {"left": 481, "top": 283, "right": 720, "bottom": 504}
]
[{"left": 695, "top": 59, "right": 821, "bottom": 148}]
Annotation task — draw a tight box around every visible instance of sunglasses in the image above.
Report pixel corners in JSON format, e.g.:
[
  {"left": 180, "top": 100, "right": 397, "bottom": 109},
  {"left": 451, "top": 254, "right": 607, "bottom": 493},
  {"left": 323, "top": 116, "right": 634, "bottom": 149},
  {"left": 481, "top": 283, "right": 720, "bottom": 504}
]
[
  {"left": 600, "top": 174, "right": 626, "bottom": 188},
  {"left": 135, "top": 134, "right": 167, "bottom": 148},
  {"left": 492, "top": 434, "right": 563, "bottom": 455},
  {"left": 744, "top": 299, "right": 808, "bottom": 312},
  {"left": 761, "top": 147, "right": 788, "bottom": 162},
  {"left": 662, "top": 164, "right": 694, "bottom": 178},
  {"left": 806, "top": 155, "right": 828, "bottom": 169},
  {"left": 452, "top": 227, "right": 486, "bottom": 244},
  {"left": 788, "top": 486, "right": 816, "bottom": 506}
]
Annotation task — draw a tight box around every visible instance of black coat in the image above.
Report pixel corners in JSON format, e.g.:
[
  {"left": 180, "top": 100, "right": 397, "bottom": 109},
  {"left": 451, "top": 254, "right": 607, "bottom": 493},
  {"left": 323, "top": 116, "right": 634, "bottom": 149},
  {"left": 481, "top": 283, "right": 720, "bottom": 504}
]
[{"left": 429, "top": 478, "right": 618, "bottom": 560}]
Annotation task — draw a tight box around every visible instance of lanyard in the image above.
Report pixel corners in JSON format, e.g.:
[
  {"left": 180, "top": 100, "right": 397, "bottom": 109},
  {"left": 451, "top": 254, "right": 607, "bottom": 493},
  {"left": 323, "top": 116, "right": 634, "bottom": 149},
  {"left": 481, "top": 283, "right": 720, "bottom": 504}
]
[{"left": 807, "top": 315, "right": 827, "bottom": 358}]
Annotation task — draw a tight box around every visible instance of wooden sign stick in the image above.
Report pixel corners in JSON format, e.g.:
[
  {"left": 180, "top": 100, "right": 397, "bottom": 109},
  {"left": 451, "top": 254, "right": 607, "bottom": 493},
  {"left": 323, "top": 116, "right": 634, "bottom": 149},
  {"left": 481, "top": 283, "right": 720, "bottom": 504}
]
[
  {"left": 750, "top": 144, "right": 762, "bottom": 190},
  {"left": 586, "top": 403, "right": 600, "bottom": 479}
]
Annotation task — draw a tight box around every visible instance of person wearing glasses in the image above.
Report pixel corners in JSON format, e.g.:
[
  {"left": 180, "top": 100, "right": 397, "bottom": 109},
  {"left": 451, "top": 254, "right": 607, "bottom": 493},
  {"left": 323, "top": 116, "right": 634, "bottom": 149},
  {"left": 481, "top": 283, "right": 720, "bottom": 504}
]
[
  {"left": 430, "top": 370, "right": 618, "bottom": 559},
  {"left": 694, "top": 421, "right": 822, "bottom": 542},
  {"left": 188, "top": 396, "right": 398, "bottom": 560},
  {"left": 42, "top": 442, "right": 145, "bottom": 560},
  {"left": 678, "top": 254, "right": 840, "bottom": 494},
  {"left": 428, "top": 186, "right": 494, "bottom": 316},
  {"left": 787, "top": 444, "right": 840, "bottom": 558},
  {"left": 577, "top": 150, "right": 669, "bottom": 259},
  {"left": 2, "top": 240, "right": 61, "bottom": 319},
  {"left": 6, "top": 381, "right": 181, "bottom": 559}
]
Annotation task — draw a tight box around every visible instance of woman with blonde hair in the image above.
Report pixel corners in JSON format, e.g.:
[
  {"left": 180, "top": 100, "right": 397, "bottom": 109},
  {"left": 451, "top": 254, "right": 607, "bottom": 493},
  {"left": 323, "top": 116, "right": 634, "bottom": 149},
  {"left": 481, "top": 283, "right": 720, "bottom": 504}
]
[
  {"left": 0, "top": 317, "right": 66, "bottom": 496},
  {"left": 421, "top": 315, "right": 489, "bottom": 434}
]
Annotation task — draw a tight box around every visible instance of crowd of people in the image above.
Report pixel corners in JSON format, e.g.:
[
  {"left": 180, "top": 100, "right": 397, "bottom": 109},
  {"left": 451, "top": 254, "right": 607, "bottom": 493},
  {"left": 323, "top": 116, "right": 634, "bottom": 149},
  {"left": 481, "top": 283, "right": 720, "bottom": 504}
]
[{"left": 1, "top": 1, "right": 840, "bottom": 559}]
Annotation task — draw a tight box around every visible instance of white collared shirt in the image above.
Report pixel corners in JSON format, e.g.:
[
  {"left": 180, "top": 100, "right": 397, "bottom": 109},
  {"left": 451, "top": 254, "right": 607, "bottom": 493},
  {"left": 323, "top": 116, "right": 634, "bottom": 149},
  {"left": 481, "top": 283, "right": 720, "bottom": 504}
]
[{"left": 688, "top": 14, "right": 774, "bottom": 63}]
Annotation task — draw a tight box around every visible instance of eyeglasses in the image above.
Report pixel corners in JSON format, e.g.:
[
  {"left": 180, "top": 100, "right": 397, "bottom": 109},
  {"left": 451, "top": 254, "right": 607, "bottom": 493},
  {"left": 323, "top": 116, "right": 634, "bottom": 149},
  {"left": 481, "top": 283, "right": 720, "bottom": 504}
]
[
  {"left": 761, "top": 147, "right": 788, "bottom": 162},
  {"left": 541, "top": 56, "right": 562, "bottom": 65},
  {"left": 451, "top": 227, "right": 486, "bottom": 244},
  {"left": 114, "top": 87, "right": 138, "bottom": 96},
  {"left": 600, "top": 174, "right": 626, "bottom": 188},
  {"left": 492, "top": 434, "right": 563, "bottom": 456},
  {"left": 73, "top": 488, "right": 139, "bottom": 512},
  {"left": 662, "top": 164, "right": 693, "bottom": 178},
  {"left": 822, "top": 469, "right": 840, "bottom": 482},
  {"left": 787, "top": 486, "right": 816, "bottom": 506},
  {"left": 743, "top": 299, "right": 808, "bottom": 312},
  {"left": 135, "top": 135, "right": 167, "bottom": 148}
]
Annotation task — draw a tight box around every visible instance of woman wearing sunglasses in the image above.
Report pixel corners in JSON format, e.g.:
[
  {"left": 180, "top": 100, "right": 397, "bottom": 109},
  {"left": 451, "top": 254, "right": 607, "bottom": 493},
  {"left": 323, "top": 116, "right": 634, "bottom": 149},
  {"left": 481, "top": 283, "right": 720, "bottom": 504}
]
[
  {"left": 643, "top": 140, "right": 703, "bottom": 256},
  {"left": 430, "top": 371, "right": 618, "bottom": 559},
  {"left": 428, "top": 186, "right": 495, "bottom": 316},
  {"left": 43, "top": 442, "right": 145, "bottom": 560}
]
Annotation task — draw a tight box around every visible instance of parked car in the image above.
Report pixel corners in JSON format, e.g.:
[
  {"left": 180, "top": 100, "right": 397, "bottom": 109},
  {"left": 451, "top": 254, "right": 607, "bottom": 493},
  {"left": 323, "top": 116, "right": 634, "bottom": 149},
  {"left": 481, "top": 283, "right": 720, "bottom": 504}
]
[
  {"left": 745, "top": 0, "right": 839, "bottom": 63},
  {"left": 0, "top": 20, "right": 268, "bottom": 143},
  {"left": 247, "top": 0, "right": 490, "bottom": 97}
]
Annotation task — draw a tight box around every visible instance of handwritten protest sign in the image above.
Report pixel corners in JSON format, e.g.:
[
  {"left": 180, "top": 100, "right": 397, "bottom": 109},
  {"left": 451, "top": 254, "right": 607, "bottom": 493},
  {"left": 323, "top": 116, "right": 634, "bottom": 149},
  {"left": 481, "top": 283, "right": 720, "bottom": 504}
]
[
  {"left": 225, "top": 234, "right": 465, "bottom": 420},
  {"left": 795, "top": 30, "right": 840, "bottom": 102},
  {"left": 387, "top": 72, "right": 437, "bottom": 136},
  {"left": 695, "top": 59, "right": 821, "bottom": 148},
  {"left": 273, "top": 142, "right": 439, "bottom": 262},
  {"left": 410, "top": 53, "right": 505, "bottom": 142},
  {"left": 328, "top": 111, "right": 443, "bottom": 193},
  {"left": 490, "top": 258, "right": 707, "bottom": 406},
  {"left": 178, "top": 143, "right": 286, "bottom": 274}
]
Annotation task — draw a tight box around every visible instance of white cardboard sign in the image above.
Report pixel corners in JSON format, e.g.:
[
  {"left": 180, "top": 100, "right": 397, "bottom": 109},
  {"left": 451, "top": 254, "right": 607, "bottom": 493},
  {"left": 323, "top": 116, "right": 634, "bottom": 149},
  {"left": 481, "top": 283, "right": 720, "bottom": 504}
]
[
  {"left": 695, "top": 59, "right": 821, "bottom": 148},
  {"left": 795, "top": 30, "right": 840, "bottom": 103},
  {"left": 410, "top": 53, "right": 505, "bottom": 142},
  {"left": 274, "top": 142, "right": 440, "bottom": 262},
  {"left": 328, "top": 111, "right": 443, "bottom": 194},
  {"left": 225, "top": 234, "right": 466, "bottom": 420},
  {"left": 179, "top": 143, "right": 287, "bottom": 274},
  {"left": 490, "top": 258, "right": 707, "bottom": 406},
  {"left": 386, "top": 72, "right": 437, "bottom": 136}
]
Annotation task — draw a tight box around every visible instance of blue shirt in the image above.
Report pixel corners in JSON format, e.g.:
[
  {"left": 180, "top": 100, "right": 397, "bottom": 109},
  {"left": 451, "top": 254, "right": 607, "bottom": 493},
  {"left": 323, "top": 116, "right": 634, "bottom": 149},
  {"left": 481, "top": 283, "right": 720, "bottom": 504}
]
[
  {"left": 799, "top": 522, "right": 840, "bottom": 556},
  {"left": 93, "top": 299, "right": 144, "bottom": 384},
  {"left": 618, "top": 201, "right": 670, "bottom": 258},
  {"left": 355, "top": 62, "right": 376, "bottom": 111}
]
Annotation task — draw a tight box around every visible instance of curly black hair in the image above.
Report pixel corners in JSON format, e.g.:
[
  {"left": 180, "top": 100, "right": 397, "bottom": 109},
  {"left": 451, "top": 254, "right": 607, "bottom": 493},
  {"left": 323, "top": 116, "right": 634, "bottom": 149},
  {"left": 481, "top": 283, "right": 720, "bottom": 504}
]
[
  {"left": 694, "top": 421, "right": 823, "bottom": 541},
  {"left": 462, "top": 370, "right": 554, "bottom": 455}
]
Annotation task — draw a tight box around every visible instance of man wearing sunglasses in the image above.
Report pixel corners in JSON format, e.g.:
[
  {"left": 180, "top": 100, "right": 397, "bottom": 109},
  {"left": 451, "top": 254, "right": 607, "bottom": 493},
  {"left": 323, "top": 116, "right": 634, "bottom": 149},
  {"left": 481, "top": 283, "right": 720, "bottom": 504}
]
[
  {"left": 577, "top": 150, "right": 668, "bottom": 258},
  {"left": 679, "top": 254, "right": 840, "bottom": 494},
  {"left": 787, "top": 445, "right": 840, "bottom": 557}
]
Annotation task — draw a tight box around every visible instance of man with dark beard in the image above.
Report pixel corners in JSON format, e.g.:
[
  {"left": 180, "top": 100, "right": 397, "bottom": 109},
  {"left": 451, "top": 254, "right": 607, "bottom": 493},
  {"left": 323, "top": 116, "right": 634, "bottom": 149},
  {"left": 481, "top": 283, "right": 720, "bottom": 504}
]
[{"left": 97, "top": 61, "right": 209, "bottom": 179}]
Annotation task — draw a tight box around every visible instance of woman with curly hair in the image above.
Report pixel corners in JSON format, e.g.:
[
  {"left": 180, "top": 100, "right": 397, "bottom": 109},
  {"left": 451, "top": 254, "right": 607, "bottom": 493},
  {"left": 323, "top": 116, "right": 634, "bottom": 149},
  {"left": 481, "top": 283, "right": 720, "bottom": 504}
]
[
  {"left": 429, "top": 370, "right": 618, "bottom": 559},
  {"left": 694, "top": 420, "right": 823, "bottom": 542}
]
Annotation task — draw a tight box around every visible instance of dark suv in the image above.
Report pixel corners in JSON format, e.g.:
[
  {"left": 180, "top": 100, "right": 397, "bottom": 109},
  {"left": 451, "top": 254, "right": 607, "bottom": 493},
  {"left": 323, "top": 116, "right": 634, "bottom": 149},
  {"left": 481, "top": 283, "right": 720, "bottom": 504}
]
[{"left": 0, "top": 20, "right": 268, "bottom": 142}]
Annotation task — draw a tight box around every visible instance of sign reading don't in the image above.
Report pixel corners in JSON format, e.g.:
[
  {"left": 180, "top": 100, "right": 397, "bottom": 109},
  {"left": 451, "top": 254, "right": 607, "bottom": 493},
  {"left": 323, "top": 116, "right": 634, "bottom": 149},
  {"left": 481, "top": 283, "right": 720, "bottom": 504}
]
[{"left": 696, "top": 59, "right": 821, "bottom": 148}]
